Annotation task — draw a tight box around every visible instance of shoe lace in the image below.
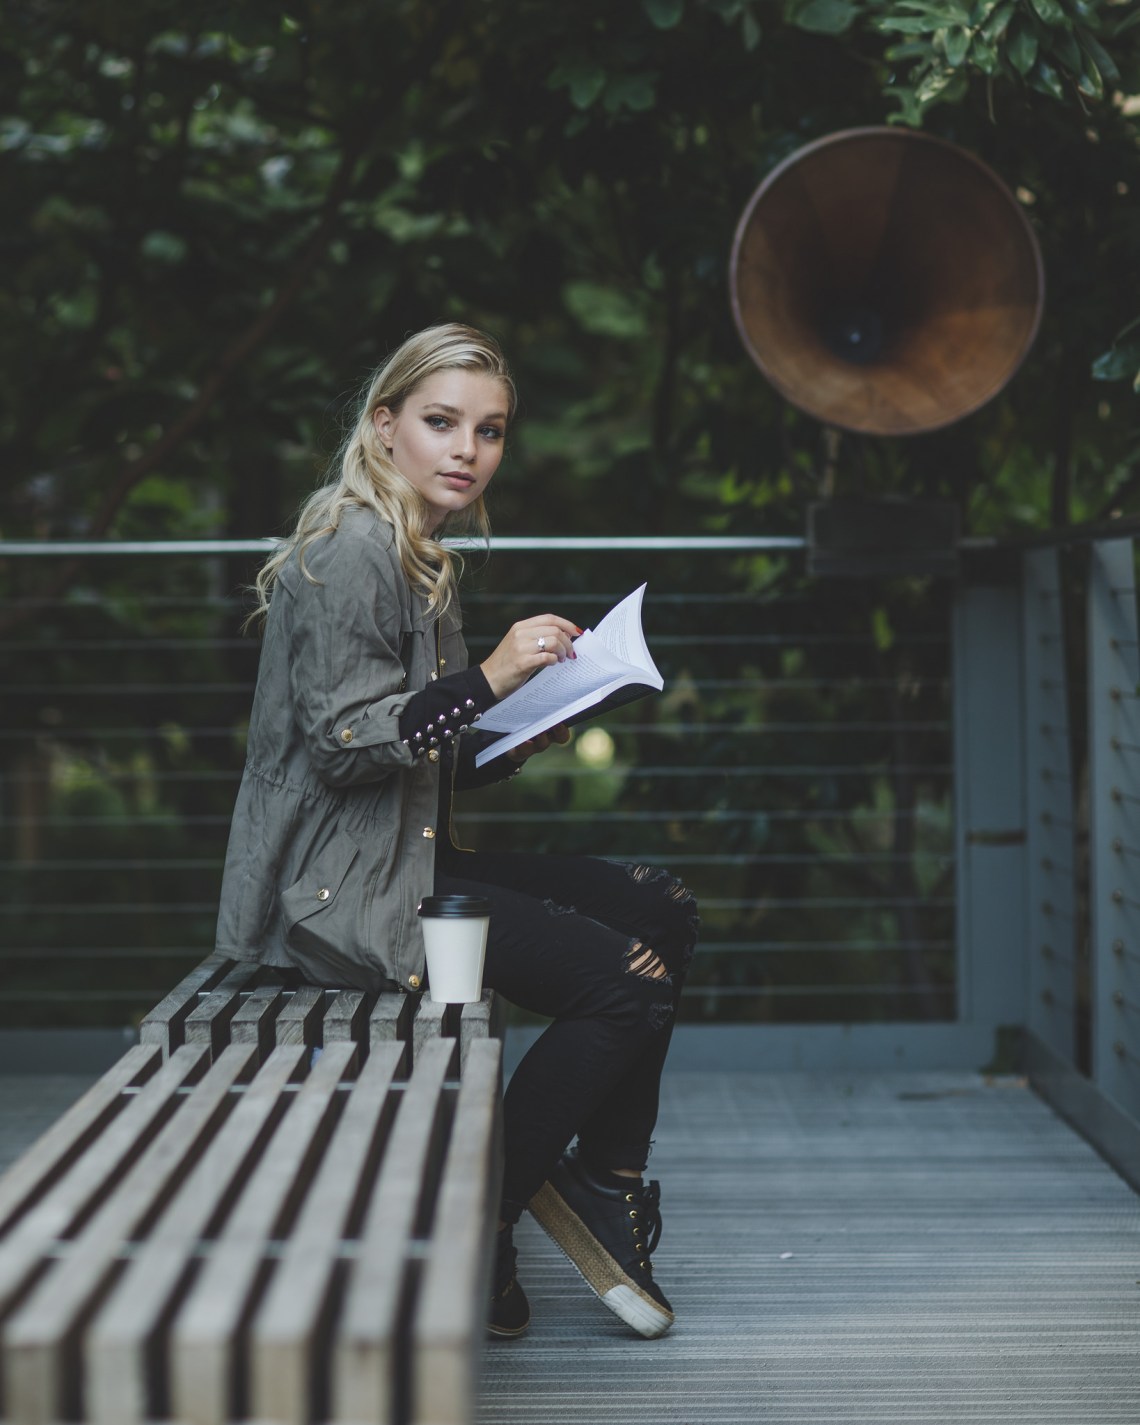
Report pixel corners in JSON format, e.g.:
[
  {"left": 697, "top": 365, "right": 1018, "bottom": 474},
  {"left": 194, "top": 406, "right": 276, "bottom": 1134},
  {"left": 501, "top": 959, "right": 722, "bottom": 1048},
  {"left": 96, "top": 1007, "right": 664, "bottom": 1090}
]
[{"left": 636, "top": 1179, "right": 663, "bottom": 1256}]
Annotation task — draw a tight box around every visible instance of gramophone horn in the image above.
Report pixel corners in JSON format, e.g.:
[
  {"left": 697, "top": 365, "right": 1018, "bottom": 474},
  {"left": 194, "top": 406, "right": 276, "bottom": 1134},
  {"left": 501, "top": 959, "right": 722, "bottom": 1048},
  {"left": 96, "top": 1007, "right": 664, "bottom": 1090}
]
[{"left": 729, "top": 127, "right": 1045, "bottom": 436}]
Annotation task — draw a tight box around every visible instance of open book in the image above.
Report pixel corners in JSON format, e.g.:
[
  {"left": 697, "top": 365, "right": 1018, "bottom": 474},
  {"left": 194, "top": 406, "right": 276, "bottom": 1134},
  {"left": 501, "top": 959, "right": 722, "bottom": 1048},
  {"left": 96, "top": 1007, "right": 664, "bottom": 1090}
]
[{"left": 473, "top": 584, "right": 664, "bottom": 767}]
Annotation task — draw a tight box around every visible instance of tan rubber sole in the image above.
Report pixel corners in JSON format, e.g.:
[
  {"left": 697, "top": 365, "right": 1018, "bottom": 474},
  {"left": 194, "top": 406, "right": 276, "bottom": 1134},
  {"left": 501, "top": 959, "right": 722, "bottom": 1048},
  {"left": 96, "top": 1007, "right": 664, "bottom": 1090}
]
[{"left": 529, "top": 1181, "right": 674, "bottom": 1338}]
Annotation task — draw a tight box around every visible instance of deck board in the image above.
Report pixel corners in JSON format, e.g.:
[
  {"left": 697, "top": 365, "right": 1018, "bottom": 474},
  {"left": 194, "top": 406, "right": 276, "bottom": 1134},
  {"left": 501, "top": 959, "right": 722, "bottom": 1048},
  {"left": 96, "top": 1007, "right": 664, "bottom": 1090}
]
[{"left": 479, "top": 1071, "right": 1140, "bottom": 1425}]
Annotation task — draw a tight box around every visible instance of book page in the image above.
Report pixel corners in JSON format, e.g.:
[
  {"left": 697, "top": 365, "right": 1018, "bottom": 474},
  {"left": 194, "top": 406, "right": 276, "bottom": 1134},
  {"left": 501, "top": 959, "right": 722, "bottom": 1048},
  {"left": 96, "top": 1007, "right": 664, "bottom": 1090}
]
[
  {"left": 593, "top": 584, "right": 661, "bottom": 682},
  {"left": 476, "top": 630, "right": 626, "bottom": 734}
]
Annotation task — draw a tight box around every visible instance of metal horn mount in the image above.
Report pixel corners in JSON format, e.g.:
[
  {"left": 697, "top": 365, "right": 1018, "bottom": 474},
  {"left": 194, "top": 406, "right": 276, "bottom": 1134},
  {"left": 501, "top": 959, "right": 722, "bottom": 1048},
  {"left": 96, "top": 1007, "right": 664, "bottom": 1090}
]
[{"left": 729, "top": 127, "right": 1045, "bottom": 437}]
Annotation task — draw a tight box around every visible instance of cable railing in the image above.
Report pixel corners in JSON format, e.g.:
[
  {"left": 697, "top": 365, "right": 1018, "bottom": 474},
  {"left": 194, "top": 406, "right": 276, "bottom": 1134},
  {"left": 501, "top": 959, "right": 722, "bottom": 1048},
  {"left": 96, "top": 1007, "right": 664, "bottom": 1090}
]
[
  {"left": 1016, "top": 532, "right": 1140, "bottom": 1156},
  {"left": 0, "top": 537, "right": 955, "bottom": 1031}
]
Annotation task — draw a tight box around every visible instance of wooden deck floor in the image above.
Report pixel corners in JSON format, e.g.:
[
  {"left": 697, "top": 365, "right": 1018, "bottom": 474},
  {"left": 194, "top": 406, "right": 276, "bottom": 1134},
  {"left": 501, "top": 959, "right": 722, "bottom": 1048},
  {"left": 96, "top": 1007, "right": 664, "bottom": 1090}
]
[{"left": 480, "top": 1071, "right": 1140, "bottom": 1425}]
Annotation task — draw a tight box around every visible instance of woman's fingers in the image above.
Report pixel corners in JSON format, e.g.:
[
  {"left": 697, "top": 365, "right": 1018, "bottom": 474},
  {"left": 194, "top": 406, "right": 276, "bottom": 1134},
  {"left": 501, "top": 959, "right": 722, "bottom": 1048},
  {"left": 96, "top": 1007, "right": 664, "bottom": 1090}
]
[{"left": 480, "top": 615, "right": 582, "bottom": 698}]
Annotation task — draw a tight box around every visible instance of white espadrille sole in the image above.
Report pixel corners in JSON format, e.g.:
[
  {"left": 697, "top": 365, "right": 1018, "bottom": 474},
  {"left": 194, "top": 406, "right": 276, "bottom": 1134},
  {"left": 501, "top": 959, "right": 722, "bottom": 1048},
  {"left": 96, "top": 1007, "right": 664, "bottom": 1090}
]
[{"left": 529, "top": 1181, "right": 674, "bottom": 1339}]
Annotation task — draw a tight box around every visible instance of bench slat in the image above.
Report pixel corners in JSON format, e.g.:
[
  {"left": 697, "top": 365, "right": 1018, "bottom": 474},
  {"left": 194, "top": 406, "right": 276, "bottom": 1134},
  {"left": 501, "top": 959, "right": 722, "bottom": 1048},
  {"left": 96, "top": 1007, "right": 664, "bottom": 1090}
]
[
  {"left": 138, "top": 955, "right": 233, "bottom": 1056},
  {"left": 370, "top": 990, "right": 415, "bottom": 1051},
  {"left": 249, "top": 1040, "right": 405, "bottom": 1425},
  {"left": 169, "top": 1040, "right": 358, "bottom": 1425},
  {"left": 324, "top": 990, "right": 371, "bottom": 1045},
  {"left": 414, "top": 1038, "right": 504, "bottom": 1425},
  {"left": 83, "top": 1044, "right": 308, "bottom": 1425},
  {"left": 0, "top": 1044, "right": 162, "bottom": 1238},
  {"left": 183, "top": 962, "right": 264, "bottom": 1058},
  {"left": 332, "top": 1037, "right": 456, "bottom": 1425},
  {"left": 459, "top": 992, "right": 504, "bottom": 1074},
  {"left": 230, "top": 985, "right": 287, "bottom": 1060},
  {"left": 0, "top": 1045, "right": 209, "bottom": 1336},
  {"left": 4, "top": 1043, "right": 258, "bottom": 1425},
  {"left": 275, "top": 986, "right": 326, "bottom": 1047}
]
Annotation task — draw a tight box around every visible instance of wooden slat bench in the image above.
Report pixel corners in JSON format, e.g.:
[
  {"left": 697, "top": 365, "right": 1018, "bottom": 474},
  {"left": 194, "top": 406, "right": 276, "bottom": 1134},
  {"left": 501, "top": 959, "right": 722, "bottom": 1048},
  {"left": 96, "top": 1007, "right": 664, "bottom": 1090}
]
[{"left": 0, "top": 958, "right": 505, "bottom": 1425}]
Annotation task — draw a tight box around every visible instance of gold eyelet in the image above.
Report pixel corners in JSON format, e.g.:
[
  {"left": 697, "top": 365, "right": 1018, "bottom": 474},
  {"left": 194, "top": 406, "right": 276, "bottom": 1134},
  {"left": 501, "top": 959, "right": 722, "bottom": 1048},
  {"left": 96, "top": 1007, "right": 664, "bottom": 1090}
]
[
  {"left": 629, "top": 1210, "right": 638, "bottom": 1219},
  {"left": 640, "top": 1260, "right": 649, "bottom": 1269},
  {"left": 624, "top": 1193, "right": 635, "bottom": 1202}
]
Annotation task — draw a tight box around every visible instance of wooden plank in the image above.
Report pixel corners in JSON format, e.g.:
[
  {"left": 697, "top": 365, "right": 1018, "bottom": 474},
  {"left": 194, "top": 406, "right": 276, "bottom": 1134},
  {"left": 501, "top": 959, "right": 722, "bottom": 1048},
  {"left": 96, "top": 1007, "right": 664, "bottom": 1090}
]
[
  {"left": 458, "top": 992, "right": 503, "bottom": 1074},
  {"left": 324, "top": 990, "right": 371, "bottom": 1045},
  {"left": 413, "top": 997, "right": 449, "bottom": 1067},
  {"left": 249, "top": 1041, "right": 406, "bottom": 1425},
  {"left": 230, "top": 986, "right": 286, "bottom": 1061},
  {"left": 275, "top": 986, "right": 325, "bottom": 1047},
  {"left": 0, "top": 1044, "right": 162, "bottom": 1237},
  {"left": 83, "top": 1045, "right": 308, "bottom": 1425},
  {"left": 139, "top": 955, "right": 233, "bottom": 1056},
  {"left": 370, "top": 991, "right": 415, "bottom": 1048},
  {"left": 3, "top": 1043, "right": 257, "bottom": 1425},
  {"left": 169, "top": 1040, "right": 359, "bottom": 1425},
  {"left": 332, "top": 1037, "right": 456, "bottom": 1425},
  {"left": 184, "top": 962, "right": 263, "bottom": 1059},
  {"left": 0, "top": 1045, "right": 208, "bottom": 1334},
  {"left": 413, "top": 1039, "right": 503, "bottom": 1425}
]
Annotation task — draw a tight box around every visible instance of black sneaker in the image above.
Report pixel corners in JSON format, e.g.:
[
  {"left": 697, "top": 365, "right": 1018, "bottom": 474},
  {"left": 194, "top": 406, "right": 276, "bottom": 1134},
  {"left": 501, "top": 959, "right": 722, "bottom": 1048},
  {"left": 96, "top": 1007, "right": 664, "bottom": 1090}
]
[
  {"left": 529, "top": 1148, "right": 674, "bottom": 1338},
  {"left": 488, "top": 1224, "right": 530, "bottom": 1338}
]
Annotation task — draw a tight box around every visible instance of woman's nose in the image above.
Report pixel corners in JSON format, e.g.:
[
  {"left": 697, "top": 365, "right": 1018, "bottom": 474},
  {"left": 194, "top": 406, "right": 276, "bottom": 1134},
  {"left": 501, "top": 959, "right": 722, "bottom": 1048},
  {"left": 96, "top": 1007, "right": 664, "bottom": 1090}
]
[{"left": 452, "top": 426, "right": 477, "bottom": 463}]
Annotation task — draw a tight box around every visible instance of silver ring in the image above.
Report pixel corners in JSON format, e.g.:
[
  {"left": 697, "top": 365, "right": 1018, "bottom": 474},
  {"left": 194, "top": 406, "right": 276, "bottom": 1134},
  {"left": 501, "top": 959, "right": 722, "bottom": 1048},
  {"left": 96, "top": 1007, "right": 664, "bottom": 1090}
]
[{"left": 536, "top": 636, "right": 547, "bottom": 652}]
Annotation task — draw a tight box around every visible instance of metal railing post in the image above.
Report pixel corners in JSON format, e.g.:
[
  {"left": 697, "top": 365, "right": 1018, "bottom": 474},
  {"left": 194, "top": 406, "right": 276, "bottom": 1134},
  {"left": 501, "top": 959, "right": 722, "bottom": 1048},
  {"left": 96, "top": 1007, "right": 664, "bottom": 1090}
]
[
  {"left": 1023, "top": 549, "right": 1078, "bottom": 1061},
  {"left": 1088, "top": 538, "right": 1140, "bottom": 1118}
]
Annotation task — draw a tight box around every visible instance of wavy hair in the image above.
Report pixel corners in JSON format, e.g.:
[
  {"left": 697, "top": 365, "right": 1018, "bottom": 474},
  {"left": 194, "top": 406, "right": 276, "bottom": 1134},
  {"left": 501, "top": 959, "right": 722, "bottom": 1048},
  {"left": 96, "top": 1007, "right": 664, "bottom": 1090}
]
[{"left": 247, "top": 323, "right": 516, "bottom": 628}]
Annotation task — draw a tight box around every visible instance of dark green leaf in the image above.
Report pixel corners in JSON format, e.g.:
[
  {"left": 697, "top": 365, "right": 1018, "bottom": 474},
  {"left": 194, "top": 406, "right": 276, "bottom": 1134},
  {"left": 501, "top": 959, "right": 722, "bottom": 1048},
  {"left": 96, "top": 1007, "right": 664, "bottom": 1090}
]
[
  {"left": 945, "top": 26, "right": 971, "bottom": 64},
  {"left": 642, "top": 0, "right": 685, "bottom": 28},
  {"left": 972, "top": 36, "right": 998, "bottom": 71},
  {"left": 1029, "top": 0, "right": 1066, "bottom": 26},
  {"left": 982, "top": 3, "right": 1014, "bottom": 41},
  {"left": 1030, "top": 57, "right": 1066, "bottom": 98},
  {"left": 792, "top": 0, "right": 858, "bottom": 36},
  {"left": 742, "top": 11, "right": 762, "bottom": 48},
  {"left": 1008, "top": 23, "right": 1038, "bottom": 73},
  {"left": 1091, "top": 340, "right": 1140, "bottom": 383},
  {"left": 1077, "top": 28, "right": 1120, "bottom": 83}
]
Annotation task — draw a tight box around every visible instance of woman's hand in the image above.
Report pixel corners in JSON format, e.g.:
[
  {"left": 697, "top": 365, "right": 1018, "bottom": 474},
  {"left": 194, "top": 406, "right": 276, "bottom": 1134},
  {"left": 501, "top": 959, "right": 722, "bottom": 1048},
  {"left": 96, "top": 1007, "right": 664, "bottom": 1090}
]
[
  {"left": 480, "top": 615, "right": 581, "bottom": 699},
  {"left": 507, "top": 723, "right": 572, "bottom": 764}
]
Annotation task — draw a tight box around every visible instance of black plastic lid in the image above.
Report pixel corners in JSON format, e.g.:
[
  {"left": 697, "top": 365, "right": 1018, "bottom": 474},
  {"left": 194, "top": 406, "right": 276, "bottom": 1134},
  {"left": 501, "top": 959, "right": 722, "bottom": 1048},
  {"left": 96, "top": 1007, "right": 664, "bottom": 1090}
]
[{"left": 417, "top": 895, "right": 492, "bottom": 919}]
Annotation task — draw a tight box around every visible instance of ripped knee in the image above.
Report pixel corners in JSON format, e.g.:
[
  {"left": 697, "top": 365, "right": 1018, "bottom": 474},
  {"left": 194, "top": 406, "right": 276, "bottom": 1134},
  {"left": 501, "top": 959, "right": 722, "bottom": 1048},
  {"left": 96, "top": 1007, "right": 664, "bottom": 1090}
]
[{"left": 624, "top": 939, "right": 669, "bottom": 981}]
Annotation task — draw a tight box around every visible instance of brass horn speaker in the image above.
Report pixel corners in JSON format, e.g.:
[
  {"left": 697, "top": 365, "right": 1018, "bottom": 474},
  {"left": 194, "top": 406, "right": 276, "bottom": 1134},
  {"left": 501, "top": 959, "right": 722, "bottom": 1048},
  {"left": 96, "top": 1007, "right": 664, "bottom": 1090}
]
[{"left": 729, "top": 127, "right": 1045, "bottom": 436}]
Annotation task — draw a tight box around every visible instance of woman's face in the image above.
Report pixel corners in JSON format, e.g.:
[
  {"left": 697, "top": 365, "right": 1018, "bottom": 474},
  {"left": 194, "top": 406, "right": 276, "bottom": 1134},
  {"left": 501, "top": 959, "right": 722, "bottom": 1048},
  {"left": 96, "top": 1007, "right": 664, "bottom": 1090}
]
[{"left": 373, "top": 369, "right": 510, "bottom": 532}]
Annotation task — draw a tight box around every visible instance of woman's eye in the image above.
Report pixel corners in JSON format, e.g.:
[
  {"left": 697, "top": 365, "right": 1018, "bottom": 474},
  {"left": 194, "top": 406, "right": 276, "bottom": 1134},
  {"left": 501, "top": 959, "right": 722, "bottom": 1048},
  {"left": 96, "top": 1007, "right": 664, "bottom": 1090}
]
[
  {"left": 479, "top": 425, "right": 504, "bottom": 441},
  {"left": 426, "top": 415, "right": 451, "bottom": 430}
]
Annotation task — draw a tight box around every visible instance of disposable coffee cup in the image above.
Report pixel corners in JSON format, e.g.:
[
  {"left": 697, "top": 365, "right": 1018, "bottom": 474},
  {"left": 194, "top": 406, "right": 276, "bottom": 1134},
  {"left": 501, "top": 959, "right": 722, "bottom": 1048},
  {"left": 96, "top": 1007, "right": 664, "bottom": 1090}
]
[{"left": 416, "top": 895, "right": 491, "bottom": 1003}]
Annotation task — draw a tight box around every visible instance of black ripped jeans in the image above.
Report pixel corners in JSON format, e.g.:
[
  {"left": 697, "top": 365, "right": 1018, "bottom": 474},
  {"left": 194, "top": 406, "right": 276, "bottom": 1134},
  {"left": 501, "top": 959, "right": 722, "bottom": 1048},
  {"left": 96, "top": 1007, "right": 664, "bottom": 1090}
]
[{"left": 434, "top": 846, "right": 699, "bottom": 1225}]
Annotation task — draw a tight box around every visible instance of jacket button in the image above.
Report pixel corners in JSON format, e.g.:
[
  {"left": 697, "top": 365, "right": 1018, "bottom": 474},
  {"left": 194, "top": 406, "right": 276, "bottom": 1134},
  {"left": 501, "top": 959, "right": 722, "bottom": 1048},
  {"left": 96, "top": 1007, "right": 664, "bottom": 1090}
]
[
  {"left": 427, "top": 748, "right": 440, "bottom": 762},
  {"left": 408, "top": 974, "right": 421, "bottom": 990},
  {"left": 422, "top": 827, "right": 436, "bottom": 839},
  {"left": 340, "top": 728, "right": 353, "bottom": 743},
  {"left": 316, "top": 887, "right": 330, "bottom": 901}
]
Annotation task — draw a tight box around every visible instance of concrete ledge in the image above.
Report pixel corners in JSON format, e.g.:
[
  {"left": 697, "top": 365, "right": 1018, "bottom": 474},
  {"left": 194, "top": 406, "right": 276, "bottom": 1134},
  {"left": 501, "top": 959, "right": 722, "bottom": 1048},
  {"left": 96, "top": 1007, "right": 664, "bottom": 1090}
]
[{"left": 0, "top": 1029, "right": 139, "bottom": 1075}]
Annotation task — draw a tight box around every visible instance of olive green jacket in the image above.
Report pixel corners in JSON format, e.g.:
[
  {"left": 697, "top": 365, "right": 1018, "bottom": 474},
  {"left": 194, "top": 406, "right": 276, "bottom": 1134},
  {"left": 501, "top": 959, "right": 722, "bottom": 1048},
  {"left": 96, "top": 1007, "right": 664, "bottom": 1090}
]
[{"left": 215, "top": 506, "right": 469, "bottom": 992}]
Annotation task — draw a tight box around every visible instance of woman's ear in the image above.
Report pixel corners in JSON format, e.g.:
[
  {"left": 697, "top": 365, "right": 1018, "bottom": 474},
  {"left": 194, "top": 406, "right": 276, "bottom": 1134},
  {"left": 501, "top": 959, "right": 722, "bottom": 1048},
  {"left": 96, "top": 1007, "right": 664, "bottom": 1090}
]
[{"left": 372, "top": 406, "right": 395, "bottom": 452}]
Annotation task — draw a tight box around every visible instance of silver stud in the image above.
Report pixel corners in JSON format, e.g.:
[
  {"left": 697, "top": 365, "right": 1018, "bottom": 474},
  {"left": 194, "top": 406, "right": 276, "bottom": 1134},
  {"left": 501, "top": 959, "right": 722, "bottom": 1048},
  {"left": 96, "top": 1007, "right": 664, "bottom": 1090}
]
[
  {"left": 473, "top": 712, "right": 481, "bottom": 722},
  {"left": 437, "top": 713, "right": 446, "bottom": 725},
  {"left": 429, "top": 736, "right": 438, "bottom": 746},
  {"left": 465, "top": 697, "right": 475, "bottom": 708},
  {"left": 459, "top": 724, "right": 468, "bottom": 733},
  {"left": 414, "top": 731, "right": 423, "bottom": 742},
  {"left": 452, "top": 707, "right": 461, "bottom": 718},
  {"left": 444, "top": 728, "right": 453, "bottom": 739}
]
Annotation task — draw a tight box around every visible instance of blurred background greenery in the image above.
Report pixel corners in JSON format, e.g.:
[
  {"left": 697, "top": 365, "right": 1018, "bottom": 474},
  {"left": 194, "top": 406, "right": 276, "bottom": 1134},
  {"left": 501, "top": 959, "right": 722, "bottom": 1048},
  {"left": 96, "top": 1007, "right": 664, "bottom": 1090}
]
[{"left": 1, "top": 0, "right": 1137, "bottom": 1028}]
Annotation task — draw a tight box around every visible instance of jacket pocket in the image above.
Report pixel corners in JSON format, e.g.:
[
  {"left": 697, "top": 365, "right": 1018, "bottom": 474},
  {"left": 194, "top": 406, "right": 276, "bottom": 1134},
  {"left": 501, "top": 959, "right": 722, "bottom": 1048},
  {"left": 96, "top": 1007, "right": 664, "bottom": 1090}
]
[{"left": 280, "top": 833, "right": 377, "bottom": 989}]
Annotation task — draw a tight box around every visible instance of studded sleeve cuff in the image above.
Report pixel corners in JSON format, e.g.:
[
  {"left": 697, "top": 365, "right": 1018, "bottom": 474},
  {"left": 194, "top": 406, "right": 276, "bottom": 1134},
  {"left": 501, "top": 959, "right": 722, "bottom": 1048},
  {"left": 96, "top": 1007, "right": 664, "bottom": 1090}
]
[{"left": 397, "top": 665, "right": 497, "bottom": 762}]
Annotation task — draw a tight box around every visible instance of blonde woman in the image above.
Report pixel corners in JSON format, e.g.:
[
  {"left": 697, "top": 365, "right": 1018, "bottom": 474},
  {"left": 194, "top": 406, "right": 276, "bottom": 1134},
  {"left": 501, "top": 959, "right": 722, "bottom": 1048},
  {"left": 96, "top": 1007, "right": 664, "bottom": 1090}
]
[{"left": 216, "top": 324, "right": 698, "bottom": 1339}]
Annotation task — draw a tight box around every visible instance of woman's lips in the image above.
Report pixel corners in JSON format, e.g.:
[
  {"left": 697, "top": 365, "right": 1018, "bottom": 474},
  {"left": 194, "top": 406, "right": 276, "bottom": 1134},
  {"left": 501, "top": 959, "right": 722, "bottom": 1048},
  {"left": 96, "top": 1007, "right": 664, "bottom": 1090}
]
[{"left": 440, "top": 471, "right": 475, "bottom": 489}]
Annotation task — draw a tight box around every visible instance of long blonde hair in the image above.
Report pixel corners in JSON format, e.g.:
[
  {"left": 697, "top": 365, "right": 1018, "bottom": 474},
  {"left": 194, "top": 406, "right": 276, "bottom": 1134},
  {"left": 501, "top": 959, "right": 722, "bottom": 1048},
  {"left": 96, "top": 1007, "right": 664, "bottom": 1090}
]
[{"left": 248, "top": 323, "right": 516, "bottom": 627}]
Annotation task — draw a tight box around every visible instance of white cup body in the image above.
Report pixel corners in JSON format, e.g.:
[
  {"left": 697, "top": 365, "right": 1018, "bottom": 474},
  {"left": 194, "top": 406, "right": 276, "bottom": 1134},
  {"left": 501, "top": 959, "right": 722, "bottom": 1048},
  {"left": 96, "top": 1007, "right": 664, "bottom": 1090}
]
[{"left": 420, "top": 915, "right": 489, "bottom": 1003}]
